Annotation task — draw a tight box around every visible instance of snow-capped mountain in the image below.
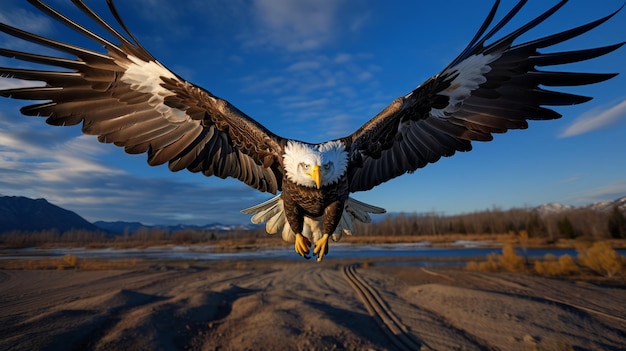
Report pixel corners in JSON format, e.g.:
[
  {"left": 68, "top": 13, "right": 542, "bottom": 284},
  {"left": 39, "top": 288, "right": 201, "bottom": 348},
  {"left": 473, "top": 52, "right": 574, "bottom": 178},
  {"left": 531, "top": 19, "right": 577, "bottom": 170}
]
[
  {"left": 585, "top": 196, "right": 626, "bottom": 212},
  {"left": 535, "top": 196, "right": 626, "bottom": 216},
  {"left": 534, "top": 203, "right": 575, "bottom": 215}
]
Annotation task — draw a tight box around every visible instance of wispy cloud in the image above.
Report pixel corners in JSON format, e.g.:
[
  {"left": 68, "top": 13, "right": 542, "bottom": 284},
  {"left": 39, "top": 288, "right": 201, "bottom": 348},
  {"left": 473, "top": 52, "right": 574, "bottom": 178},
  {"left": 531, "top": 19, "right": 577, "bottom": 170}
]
[
  {"left": 563, "top": 180, "right": 626, "bottom": 206},
  {"left": 0, "top": 6, "right": 53, "bottom": 33},
  {"left": 232, "top": 48, "right": 388, "bottom": 142},
  {"left": 286, "top": 61, "right": 322, "bottom": 72},
  {"left": 0, "top": 4, "right": 56, "bottom": 55},
  {"left": 0, "top": 111, "right": 266, "bottom": 225},
  {"left": 560, "top": 98, "right": 626, "bottom": 137},
  {"left": 242, "top": 0, "right": 370, "bottom": 52}
]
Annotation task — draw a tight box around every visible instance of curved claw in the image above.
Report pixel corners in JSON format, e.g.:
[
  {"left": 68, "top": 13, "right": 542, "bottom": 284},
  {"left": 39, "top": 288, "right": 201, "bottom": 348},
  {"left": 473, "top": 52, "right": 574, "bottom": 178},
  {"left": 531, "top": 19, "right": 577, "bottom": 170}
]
[
  {"left": 313, "top": 233, "right": 330, "bottom": 262},
  {"left": 295, "top": 233, "right": 311, "bottom": 259}
]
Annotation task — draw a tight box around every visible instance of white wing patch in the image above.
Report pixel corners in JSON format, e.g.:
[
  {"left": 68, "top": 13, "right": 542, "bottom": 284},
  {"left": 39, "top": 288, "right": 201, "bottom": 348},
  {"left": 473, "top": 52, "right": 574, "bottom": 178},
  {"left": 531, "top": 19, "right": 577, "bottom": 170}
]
[
  {"left": 120, "top": 55, "right": 188, "bottom": 122},
  {"left": 430, "top": 53, "right": 500, "bottom": 118}
]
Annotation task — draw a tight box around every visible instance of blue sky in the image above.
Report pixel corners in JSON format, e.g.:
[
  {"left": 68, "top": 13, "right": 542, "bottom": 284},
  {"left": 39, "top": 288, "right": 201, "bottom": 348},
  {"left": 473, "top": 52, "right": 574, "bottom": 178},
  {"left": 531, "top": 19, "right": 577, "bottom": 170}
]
[{"left": 0, "top": 0, "right": 625, "bottom": 226}]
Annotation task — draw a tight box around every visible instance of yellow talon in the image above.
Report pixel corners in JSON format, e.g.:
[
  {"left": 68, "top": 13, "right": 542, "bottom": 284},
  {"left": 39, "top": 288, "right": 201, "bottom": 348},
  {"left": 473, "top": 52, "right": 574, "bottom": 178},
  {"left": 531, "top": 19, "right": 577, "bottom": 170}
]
[
  {"left": 313, "top": 233, "right": 330, "bottom": 262},
  {"left": 295, "top": 233, "right": 311, "bottom": 259}
]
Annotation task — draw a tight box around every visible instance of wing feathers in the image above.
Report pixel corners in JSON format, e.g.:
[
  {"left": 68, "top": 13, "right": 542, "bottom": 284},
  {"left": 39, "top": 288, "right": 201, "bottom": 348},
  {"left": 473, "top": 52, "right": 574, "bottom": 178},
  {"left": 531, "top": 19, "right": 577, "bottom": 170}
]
[
  {"left": 148, "top": 124, "right": 202, "bottom": 165},
  {"left": 1, "top": 1, "right": 285, "bottom": 194},
  {"left": 26, "top": 0, "right": 121, "bottom": 55},
  {"left": 518, "top": 8, "right": 623, "bottom": 51},
  {"left": 527, "top": 71, "right": 618, "bottom": 87},
  {"left": 0, "top": 22, "right": 111, "bottom": 62},
  {"left": 530, "top": 44, "right": 624, "bottom": 67},
  {"left": 484, "top": 1, "right": 567, "bottom": 55},
  {"left": 0, "top": 67, "right": 83, "bottom": 86},
  {"left": 0, "top": 48, "right": 86, "bottom": 70},
  {"left": 348, "top": 1, "right": 621, "bottom": 192}
]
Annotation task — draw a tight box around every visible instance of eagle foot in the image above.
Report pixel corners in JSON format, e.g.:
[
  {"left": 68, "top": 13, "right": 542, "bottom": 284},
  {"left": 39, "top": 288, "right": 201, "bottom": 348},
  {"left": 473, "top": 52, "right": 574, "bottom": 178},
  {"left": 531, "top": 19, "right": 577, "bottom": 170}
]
[
  {"left": 295, "top": 233, "right": 311, "bottom": 260},
  {"left": 313, "top": 233, "right": 330, "bottom": 262}
]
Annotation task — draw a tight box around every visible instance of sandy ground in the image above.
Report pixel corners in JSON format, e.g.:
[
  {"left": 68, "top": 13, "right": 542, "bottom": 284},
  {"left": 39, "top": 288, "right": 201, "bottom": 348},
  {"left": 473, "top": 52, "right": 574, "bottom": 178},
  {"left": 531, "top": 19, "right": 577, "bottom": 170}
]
[{"left": 1, "top": 259, "right": 625, "bottom": 351}]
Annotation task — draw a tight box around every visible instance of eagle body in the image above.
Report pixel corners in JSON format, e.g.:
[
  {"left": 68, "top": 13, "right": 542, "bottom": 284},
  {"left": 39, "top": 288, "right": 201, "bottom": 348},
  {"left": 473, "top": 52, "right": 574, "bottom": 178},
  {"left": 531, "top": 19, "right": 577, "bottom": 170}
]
[
  {"left": 0, "top": 1, "right": 623, "bottom": 261},
  {"left": 281, "top": 166, "right": 349, "bottom": 234},
  {"left": 277, "top": 140, "right": 351, "bottom": 257}
]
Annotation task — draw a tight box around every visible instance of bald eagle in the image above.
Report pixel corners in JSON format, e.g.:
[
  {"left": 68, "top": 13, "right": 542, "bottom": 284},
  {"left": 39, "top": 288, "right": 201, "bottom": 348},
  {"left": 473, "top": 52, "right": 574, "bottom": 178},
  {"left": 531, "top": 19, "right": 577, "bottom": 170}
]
[{"left": 0, "top": 1, "right": 622, "bottom": 261}]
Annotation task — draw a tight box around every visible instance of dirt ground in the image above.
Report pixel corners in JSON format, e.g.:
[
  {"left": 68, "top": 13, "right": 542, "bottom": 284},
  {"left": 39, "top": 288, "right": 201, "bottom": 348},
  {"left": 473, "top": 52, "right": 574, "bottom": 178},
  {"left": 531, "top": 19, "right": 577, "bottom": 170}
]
[{"left": 1, "top": 259, "right": 625, "bottom": 351}]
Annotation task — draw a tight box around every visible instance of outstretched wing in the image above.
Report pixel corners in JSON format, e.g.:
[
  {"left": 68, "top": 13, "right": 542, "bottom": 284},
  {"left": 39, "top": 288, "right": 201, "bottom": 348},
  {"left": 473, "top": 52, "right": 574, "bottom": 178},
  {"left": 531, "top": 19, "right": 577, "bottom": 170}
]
[
  {"left": 347, "top": 0, "right": 623, "bottom": 193},
  {"left": 0, "top": 0, "right": 285, "bottom": 194}
]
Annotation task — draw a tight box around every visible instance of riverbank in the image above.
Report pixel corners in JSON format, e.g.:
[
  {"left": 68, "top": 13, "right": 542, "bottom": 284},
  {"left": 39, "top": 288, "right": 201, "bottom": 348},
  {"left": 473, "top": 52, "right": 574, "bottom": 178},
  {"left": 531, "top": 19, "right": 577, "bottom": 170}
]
[{"left": 1, "top": 259, "right": 625, "bottom": 350}]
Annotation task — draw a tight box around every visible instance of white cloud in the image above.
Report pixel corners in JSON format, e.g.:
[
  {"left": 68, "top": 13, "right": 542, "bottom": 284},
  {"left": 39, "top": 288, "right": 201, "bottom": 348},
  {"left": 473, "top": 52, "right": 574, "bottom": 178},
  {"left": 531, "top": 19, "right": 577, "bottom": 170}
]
[
  {"left": 281, "top": 97, "right": 329, "bottom": 110},
  {"left": 249, "top": 0, "right": 341, "bottom": 51},
  {"left": 564, "top": 180, "right": 626, "bottom": 206},
  {"left": 0, "top": 7, "right": 53, "bottom": 33},
  {"left": 0, "top": 131, "right": 121, "bottom": 184},
  {"left": 560, "top": 98, "right": 626, "bottom": 137},
  {"left": 0, "top": 116, "right": 265, "bottom": 225},
  {"left": 333, "top": 53, "right": 352, "bottom": 64},
  {"left": 242, "top": 0, "right": 370, "bottom": 52},
  {"left": 286, "top": 61, "right": 322, "bottom": 72}
]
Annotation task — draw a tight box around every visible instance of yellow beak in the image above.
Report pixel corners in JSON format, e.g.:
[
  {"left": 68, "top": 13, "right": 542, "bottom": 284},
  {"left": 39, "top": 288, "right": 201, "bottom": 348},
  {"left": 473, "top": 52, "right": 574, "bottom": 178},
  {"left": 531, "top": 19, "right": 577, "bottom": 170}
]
[{"left": 308, "top": 165, "right": 321, "bottom": 189}]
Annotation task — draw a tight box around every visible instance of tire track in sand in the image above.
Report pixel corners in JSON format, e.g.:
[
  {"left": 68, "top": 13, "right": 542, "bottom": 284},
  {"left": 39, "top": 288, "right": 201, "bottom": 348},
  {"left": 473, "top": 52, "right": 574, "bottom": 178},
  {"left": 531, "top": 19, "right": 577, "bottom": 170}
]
[{"left": 343, "top": 264, "right": 424, "bottom": 350}]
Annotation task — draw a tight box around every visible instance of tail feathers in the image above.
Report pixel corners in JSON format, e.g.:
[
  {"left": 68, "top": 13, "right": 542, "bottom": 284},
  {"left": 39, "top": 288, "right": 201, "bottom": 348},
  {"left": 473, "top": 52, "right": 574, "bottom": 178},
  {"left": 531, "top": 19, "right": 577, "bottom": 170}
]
[
  {"left": 241, "top": 195, "right": 386, "bottom": 243},
  {"left": 344, "top": 197, "right": 386, "bottom": 223},
  {"left": 241, "top": 195, "right": 285, "bottom": 234}
]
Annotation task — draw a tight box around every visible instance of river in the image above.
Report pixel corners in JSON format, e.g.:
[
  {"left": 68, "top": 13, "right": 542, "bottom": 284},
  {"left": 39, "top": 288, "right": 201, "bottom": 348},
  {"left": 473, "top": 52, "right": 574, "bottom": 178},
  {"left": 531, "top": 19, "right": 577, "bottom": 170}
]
[{"left": 3, "top": 241, "right": 622, "bottom": 267}]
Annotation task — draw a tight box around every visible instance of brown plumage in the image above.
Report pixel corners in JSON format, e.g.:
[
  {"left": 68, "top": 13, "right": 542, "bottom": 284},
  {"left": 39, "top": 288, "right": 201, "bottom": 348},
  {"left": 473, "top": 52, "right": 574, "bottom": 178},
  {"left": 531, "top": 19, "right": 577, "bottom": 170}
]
[{"left": 0, "top": 0, "right": 622, "bottom": 261}]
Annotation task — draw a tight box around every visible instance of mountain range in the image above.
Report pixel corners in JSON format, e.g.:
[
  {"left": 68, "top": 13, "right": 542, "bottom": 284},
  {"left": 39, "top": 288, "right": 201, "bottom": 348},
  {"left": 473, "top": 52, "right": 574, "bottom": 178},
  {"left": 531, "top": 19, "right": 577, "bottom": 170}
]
[
  {"left": 92, "top": 220, "right": 256, "bottom": 235},
  {"left": 0, "top": 196, "right": 101, "bottom": 233},
  {"left": 535, "top": 196, "right": 626, "bottom": 215},
  {"left": 0, "top": 196, "right": 257, "bottom": 234},
  {"left": 1, "top": 195, "right": 624, "bottom": 234}
]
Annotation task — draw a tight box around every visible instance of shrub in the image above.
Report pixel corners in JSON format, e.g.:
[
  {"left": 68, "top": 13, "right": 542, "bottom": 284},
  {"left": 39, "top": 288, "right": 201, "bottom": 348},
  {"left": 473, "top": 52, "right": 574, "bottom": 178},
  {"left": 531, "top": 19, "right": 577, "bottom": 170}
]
[
  {"left": 558, "top": 255, "right": 580, "bottom": 275},
  {"left": 498, "top": 243, "right": 526, "bottom": 272},
  {"left": 465, "top": 245, "right": 525, "bottom": 272},
  {"left": 465, "top": 255, "right": 500, "bottom": 272},
  {"left": 544, "top": 253, "right": 557, "bottom": 261},
  {"left": 465, "top": 261, "right": 479, "bottom": 271},
  {"left": 577, "top": 242, "right": 623, "bottom": 278},
  {"left": 534, "top": 254, "right": 580, "bottom": 276},
  {"left": 63, "top": 254, "right": 78, "bottom": 268},
  {"left": 483, "top": 253, "right": 500, "bottom": 271},
  {"left": 534, "top": 260, "right": 558, "bottom": 276}
]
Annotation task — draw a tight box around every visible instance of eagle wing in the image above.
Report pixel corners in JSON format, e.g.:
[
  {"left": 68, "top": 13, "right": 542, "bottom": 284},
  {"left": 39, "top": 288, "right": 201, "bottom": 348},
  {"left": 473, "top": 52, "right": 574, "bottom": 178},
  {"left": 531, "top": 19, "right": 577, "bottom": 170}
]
[
  {"left": 0, "top": 0, "right": 285, "bottom": 194},
  {"left": 347, "top": 0, "right": 623, "bottom": 193}
]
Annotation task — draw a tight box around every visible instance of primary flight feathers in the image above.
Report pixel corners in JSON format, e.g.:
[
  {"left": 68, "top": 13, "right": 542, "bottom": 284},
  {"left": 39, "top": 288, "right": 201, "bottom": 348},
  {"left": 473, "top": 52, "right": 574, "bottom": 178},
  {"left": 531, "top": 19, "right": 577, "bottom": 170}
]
[{"left": 0, "top": 0, "right": 622, "bottom": 261}]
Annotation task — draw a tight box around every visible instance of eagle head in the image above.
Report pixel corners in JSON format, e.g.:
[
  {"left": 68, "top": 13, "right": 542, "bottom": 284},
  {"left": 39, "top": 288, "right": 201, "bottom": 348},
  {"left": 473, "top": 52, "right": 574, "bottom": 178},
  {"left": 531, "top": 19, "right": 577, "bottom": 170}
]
[{"left": 283, "top": 140, "right": 348, "bottom": 189}]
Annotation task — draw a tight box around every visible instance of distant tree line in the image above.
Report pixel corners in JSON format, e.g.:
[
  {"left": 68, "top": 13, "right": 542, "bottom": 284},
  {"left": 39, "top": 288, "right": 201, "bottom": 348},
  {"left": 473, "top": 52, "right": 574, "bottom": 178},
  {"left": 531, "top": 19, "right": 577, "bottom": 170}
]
[
  {"left": 353, "top": 205, "right": 626, "bottom": 241},
  {"left": 1, "top": 206, "right": 624, "bottom": 248},
  {"left": 0, "top": 227, "right": 266, "bottom": 249},
  {"left": 0, "top": 229, "right": 109, "bottom": 248}
]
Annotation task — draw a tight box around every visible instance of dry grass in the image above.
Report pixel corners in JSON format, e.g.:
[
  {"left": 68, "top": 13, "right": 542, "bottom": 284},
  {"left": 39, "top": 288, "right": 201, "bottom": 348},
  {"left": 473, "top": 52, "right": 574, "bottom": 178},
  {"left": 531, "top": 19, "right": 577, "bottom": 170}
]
[
  {"left": 467, "top": 240, "right": 625, "bottom": 278},
  {"left": 499, "top": 243, "right": 527, "bottom": 272},
  {"left": 577, "top": 241, "right": 624, "bottom": 278},
  {"left": 468, "top": 253, "right": 500, "bottom": 271},
  {"left": 534, "top": 254, "right": 580, "bottom": 276},
  {"left": 466, "top": 243, "right": 527, "bottom": 273},
  {"left": 0, "top": 257, "right": 143, "bottom": 270},
  {"left": 63, "top": 254, "right": 78, "bottom": 267}
]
